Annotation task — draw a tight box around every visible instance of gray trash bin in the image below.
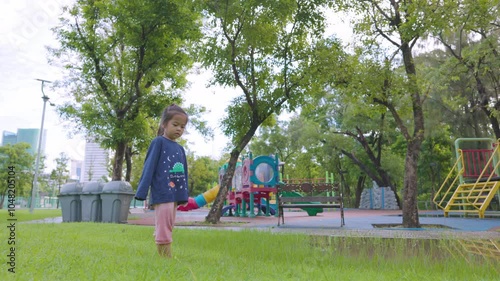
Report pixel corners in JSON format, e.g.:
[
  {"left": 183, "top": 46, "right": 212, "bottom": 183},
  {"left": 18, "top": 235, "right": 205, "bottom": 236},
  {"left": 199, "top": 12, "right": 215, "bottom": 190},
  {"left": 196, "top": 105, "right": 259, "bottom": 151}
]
[
  {"left": 80, "top": 181, "right": 104, "bottom": 222},
  {"left": 58, "top": 182, "right": 83, "bottom": 222},
  {"left": 101, "top": 181, "right": 134, "bottom": 223}
]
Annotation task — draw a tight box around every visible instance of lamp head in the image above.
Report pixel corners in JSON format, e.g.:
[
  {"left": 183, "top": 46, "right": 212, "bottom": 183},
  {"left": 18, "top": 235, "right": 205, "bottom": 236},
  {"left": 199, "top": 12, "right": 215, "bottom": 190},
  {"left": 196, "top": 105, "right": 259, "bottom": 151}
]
[{"left": 35, "top": 78, "right": 52, "bottom": 83}]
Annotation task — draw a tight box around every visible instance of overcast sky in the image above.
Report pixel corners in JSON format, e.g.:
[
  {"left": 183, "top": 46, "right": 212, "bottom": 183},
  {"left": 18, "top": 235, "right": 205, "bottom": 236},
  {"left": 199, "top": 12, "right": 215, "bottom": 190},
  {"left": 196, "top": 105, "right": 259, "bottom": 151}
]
[{"left": 0, "top": 1, "right": 351, "bottom": 172}]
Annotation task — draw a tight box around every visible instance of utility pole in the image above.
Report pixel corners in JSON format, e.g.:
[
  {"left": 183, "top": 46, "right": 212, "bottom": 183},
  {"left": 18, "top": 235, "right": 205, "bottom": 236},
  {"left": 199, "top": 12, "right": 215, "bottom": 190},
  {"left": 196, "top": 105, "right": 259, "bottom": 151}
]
[{"left": 30, "top": 79, "right": 52, "bottom": 213}]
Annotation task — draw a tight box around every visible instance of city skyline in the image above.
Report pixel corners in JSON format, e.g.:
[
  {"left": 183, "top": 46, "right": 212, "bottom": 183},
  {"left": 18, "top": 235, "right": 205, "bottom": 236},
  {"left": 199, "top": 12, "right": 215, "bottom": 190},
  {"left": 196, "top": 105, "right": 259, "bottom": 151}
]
[
  {"left": 1, "top": 128, "right": 47, "bottom": 155},
  {"left": 1, "top": 127, "right": 82, "bottom": 181}
]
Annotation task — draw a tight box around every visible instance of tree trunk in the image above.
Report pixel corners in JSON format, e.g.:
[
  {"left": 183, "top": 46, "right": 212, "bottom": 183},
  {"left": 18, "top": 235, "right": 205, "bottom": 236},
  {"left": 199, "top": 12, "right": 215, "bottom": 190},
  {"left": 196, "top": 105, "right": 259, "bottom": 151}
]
[
  {"left": 355, "top": 175, "right": 365, "bottom": 208},
  {"left": 400, "top": 42, "right": 424, "bottom": 228},
  {"left": 112, "top": 141, "right": 127, "bottom": 181},
  {"left": 205, "top": 150, "right": 241, "bottom": 223},
  {"left": 206, "top": 122, "right": 259, "bottom": 224},
  {"left": 402, "top": 139, "right": 421, "bottom": 228},
  {"left": 125, "top": 145, "right": 132, "bottom": 182}
]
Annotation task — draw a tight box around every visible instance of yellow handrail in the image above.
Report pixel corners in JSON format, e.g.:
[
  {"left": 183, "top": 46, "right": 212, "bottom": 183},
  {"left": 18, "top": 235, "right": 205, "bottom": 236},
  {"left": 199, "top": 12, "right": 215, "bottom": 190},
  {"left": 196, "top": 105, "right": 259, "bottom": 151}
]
[{"left": 433, "top": 152, "right": 463, "bottom": 209}]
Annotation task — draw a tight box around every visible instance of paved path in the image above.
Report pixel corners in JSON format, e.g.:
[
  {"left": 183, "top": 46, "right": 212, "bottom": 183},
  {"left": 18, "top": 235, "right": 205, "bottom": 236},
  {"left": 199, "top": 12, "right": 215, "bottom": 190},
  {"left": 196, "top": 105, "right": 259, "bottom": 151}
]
[{"left": 128, "top": 208, "right": 500, "bottom": 240}]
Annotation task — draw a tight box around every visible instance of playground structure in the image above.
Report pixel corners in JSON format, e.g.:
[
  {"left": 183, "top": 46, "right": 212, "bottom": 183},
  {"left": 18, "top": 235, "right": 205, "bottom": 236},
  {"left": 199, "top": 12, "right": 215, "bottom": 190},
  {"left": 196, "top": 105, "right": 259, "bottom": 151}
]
[
  {"left": 221, "top": 153, "right": 280, "bottom": 218},
  {"left": 434, "top": 138, "right": 500, "bottom": 218},
  {"left": 177, "top": 153, "right": 280, "bottom": 216},
  {"left": 178, "top": 152, "right": 341, "bottom": 219},
  {"left": 177, "top": 153, "right": 343, "bottom": 221}
]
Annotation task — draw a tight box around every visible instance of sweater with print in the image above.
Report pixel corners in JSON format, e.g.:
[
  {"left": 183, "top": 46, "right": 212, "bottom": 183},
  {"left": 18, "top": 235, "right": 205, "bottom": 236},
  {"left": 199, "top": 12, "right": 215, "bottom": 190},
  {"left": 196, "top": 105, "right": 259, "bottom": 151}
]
[{"left": 135, "top": 136, "right": 189, "bottom": 205}]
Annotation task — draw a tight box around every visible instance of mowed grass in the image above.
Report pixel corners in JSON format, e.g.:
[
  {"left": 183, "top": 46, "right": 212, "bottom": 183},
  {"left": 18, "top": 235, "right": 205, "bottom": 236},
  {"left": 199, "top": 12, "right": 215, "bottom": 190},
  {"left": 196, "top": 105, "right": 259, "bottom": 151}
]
[
  {"left": 0, "top": 210, "right": 498, "bottom": 280},
  {"left": 0, "top": 209, "right": 62, "bottom": 222}
]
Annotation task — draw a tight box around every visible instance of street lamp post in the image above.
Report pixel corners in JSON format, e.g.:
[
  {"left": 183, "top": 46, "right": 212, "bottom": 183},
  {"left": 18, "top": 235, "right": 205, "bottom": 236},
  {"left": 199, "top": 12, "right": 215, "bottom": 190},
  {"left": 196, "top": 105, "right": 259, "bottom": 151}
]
[{"left": 30, "top": 79, "right": 52, "bottom": 214}]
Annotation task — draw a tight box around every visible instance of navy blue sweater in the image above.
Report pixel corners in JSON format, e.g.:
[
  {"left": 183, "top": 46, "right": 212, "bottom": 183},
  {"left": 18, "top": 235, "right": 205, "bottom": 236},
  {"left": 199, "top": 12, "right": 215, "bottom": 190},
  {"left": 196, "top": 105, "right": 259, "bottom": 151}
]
[{"left": 135, "top": 136, "right": 189, "bottom": 205}]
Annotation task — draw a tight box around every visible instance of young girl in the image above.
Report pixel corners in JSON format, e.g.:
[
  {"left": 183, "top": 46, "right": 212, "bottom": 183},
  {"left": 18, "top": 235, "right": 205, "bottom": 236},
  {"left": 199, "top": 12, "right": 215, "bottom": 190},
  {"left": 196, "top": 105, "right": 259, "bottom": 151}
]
[{"left": 135, "top": 104, "right": 189, "bottom": 258}]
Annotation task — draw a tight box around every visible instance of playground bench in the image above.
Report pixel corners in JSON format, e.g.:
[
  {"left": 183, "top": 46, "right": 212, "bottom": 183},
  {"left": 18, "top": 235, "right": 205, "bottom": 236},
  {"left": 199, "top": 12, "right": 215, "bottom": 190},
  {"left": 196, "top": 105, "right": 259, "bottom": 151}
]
[{"left": 277, "top": 182, "right": 345, "bottom": 227}]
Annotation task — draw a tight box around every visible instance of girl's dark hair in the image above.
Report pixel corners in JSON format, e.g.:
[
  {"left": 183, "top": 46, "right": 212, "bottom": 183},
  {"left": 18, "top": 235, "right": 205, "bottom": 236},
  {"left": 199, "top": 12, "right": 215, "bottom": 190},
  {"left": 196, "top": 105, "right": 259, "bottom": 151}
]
[{"left": 157, "top": 104, "right": 188, "bottom": 136}]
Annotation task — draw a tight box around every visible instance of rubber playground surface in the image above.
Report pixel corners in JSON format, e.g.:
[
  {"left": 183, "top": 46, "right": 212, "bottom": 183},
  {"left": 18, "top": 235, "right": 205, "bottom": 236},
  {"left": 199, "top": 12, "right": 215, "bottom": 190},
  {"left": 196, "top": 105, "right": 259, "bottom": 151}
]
[{"left": 128, "top": 208, "right": 500, "bottom": 240}]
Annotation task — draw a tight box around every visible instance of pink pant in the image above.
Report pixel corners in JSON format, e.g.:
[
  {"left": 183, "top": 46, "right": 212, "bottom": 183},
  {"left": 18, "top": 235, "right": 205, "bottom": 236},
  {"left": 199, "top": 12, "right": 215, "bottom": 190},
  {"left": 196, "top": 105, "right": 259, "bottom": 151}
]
[{"left": 154, "top": 202, "right": 177, "bottom": 244}]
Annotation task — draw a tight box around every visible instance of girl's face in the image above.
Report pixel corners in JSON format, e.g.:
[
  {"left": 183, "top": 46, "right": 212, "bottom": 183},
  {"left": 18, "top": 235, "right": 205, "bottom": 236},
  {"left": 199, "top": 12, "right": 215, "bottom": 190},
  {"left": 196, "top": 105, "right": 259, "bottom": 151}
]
[{"left": 163, "top": 114, "right": 187, "bottom": 141}]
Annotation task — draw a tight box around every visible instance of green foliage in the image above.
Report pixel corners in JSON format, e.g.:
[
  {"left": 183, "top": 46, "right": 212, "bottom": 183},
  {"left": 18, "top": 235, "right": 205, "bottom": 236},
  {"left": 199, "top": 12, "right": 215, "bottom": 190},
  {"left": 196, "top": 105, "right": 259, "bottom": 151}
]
[
  {"left": 249, "top": 118, "right": 302, "bottom": 163},
  {"left": 249, "top": 116, "right": 339, "bottom": 182},
  {"left": 301, "top": 42, "right": 408, "bottom": 192},
  {"left": 201, "top": 0, "right": 331, "bottom": 144},
  {"left": 188, "top": 155, "right": 221, "bottom": 195},
  {"left": 49, "top": 0, "right": 203, "bottom": 180},
  {"left": 423, "top": 0, "right": 500, "bottom": 139},
  {"left": 50, "top": 152, "right": 70, "bottom": 195},
  {"left": 128, "top": 149, "right": 146, "bottom": 190},
  {"left": 417, "top": 131, "right": 455, "bottom": 196},
  {"left": 0, "top": 143, "right": 35, "bottom": 207}
]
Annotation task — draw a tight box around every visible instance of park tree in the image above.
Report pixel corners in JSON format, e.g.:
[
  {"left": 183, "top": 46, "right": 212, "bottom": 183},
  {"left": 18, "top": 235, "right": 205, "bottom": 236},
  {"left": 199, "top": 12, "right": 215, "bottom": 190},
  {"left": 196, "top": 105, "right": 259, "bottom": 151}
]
[
  {"left": 124, "top": 105, "right": 212, "bottom": 183},
  {"left": 303, "top": 39, "right": 405, "bottom": 208},
  {"left": 249, "top": 118, "right": 317, "bottom": 178},
  {"left": 188, "top": 155, "right": 221, "bottom": 196},
  {"left": 294, "top": 34, "right": 406, "bottom": 208},
  {"left": 412, "top": 47, "right": 484, "bottom": 139},
  {"left": 428, "top": 0, "right": 500, "bottom": 139},
  {"left": 201, "top": 0, "right": 332, "bottom": 223},
  {"left": 49, "top": 0, "right": 202, "bottom": 181},
  {"left": 250, "top": 110, "right": 383, "bottom": 208},
  {"left": 51, "top": 152, "right": 70, "bottom": 208},
  {"left": 0, "top": 143, "right": 35, "bottom": 209},
  {"left": 32, "top": 155, "right": 50, "bottom": 195},
  {"left": 249, "top": 121, "right": 292, "bottom": 161},
  {"left": 331, "top": 0, "right": 455, "bottom": 227}
]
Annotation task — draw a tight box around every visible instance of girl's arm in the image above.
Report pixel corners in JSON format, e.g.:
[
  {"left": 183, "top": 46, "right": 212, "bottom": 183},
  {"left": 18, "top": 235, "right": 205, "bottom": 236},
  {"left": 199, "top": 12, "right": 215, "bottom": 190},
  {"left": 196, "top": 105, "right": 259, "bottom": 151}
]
[{"left": 135, "top": 138, "right": 161, "bottom": 200}]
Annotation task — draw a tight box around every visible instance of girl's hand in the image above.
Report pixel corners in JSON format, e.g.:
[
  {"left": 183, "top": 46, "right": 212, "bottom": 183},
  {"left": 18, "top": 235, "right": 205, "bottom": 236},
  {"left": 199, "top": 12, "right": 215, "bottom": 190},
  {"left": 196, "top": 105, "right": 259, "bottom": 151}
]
[{"left": 177, "top": 198, "right": 196, "bottom": 211}]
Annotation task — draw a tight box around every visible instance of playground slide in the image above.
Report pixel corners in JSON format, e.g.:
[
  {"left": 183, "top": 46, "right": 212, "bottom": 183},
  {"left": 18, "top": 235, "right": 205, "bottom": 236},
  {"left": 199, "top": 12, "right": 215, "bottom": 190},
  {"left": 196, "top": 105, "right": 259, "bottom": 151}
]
[
  {"left": 177, "top": 185, "right": 220, "bottom": 211},
  {"left": 280, "top": 191, "right": 324, "bottom": 216}
]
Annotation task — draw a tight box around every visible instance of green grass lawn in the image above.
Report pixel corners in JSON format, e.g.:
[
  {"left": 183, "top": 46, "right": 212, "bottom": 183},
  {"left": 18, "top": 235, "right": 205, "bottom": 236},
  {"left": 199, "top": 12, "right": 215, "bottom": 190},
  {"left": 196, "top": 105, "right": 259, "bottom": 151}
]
[
  {"left": 0, "top": 209, "right": 498, "bottom": 280},
  {"left": 0, "top": 209, "right": 62, "bottom": 222}
]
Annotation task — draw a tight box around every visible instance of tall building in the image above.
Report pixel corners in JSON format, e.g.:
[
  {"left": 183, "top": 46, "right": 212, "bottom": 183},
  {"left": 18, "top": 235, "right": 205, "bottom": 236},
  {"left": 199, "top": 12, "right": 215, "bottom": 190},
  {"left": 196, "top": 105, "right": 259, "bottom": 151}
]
[
  {"left": 1, "top": 131, "right": 17, "bottom": 146},
  {"left": 80, "top": 141, "right": 109, "bottom": 182},
  {"left": 70, "top": 159, "right": 83, "bottom": 182},
  {"left": 1, "top": 128, "right": 46, "bottom": 155}
]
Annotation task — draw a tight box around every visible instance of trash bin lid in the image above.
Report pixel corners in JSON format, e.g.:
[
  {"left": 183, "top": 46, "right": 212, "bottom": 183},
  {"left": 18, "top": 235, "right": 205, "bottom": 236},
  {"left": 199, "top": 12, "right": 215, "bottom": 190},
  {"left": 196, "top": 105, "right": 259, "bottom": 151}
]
[
  {"left": 102, "top": 181, "right": 134, "bottom": 194},
  {"left": 82, "top": 181, "right": 104, "bottom": 194},
  {"left": 60, "top": 182, "right": 83, "bottom": 195}
]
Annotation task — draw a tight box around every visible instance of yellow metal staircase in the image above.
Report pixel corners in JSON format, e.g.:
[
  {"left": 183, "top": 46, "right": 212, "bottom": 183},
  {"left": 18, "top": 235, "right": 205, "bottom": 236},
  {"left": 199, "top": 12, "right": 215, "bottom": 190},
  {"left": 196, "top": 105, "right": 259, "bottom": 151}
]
[
  {"left": 434, "top": 138, "right": 500, "bottom": 218},
  {"left": 443, "top": 182, "right": 499, "bottom": 218}
]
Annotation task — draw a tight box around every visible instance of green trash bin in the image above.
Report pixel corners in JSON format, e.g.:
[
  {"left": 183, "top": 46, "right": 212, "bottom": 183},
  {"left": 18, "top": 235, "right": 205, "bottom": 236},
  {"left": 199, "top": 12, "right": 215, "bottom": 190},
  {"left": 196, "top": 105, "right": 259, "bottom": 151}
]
[
  {"left": 81, "top": 181, "right": 104, "bottom": 222},
  {"left": 101, "top": 181, "right": 134, "bottom": 223},
  {"left": 58, "top": 182, "right": 83, "bottom": 222}
]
